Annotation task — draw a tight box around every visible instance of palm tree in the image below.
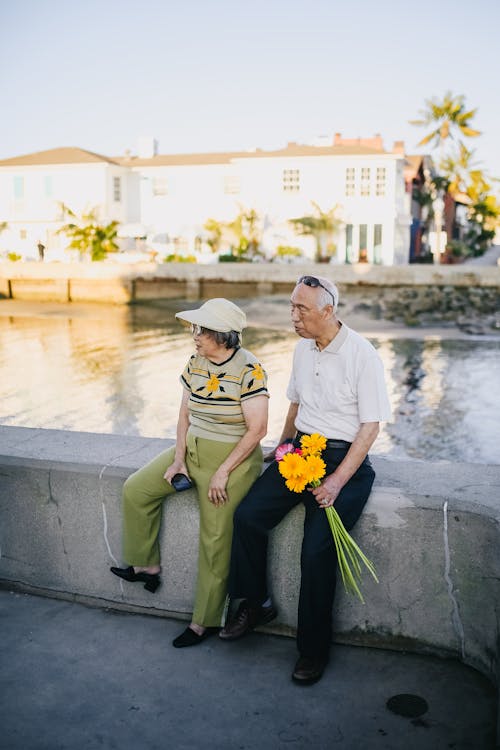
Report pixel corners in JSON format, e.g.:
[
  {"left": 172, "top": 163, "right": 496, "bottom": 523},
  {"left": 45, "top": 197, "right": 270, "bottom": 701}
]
[
  {"left": 440, "top": 143, "right": 479, "bottom": 197},
  {"left": 57, "top": 204, "right": 119, "bottom": 262},
  {"left": 203, "top": 218, "right": 225, "bottom": 254},
  {"left": 289, "top": 202, "right": 342, "bottom": 262},
  {"left": 410, "top": 92, "right": 483, "bottom": 262},
  {"left": 232, "top": 208, "right": 261, "bottom": 257},
  {"left": 410, "top": 91, "right": 481, "bottom": 152}
]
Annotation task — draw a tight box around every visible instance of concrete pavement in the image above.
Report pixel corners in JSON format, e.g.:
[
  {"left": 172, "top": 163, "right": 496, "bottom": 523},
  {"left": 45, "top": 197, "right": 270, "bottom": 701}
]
[{"left": 0, "top": 589, "right": 495, "bottom": 750}]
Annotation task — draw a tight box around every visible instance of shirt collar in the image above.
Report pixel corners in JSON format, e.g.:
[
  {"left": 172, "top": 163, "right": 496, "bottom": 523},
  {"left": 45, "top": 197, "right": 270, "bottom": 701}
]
[{"left": 309, "top": 321, "right": 348, "bottom": 354}]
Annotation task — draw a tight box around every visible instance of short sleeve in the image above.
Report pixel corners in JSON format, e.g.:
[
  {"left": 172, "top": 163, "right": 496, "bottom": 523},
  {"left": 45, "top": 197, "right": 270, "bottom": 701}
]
[
  {"left": 357, "top": 355, "right": 392, "bottom": 423},
  {"left": 286, "top": 343, "right": 300, "bottom": 402},
  {"left": 286, "top": 370, "right": 299, "bottom": 402},
  {"left": 180, "top": 355, "right": 194, "bottom": 392},
  {"left": 240, "top": 361, "right": 269, "bottom": 400}
]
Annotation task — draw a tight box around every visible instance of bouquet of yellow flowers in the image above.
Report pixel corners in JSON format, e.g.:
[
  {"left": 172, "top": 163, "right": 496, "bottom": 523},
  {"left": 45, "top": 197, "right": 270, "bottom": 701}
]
[{"left": 276, "top": 433, "right": 378, "bottom": 602}]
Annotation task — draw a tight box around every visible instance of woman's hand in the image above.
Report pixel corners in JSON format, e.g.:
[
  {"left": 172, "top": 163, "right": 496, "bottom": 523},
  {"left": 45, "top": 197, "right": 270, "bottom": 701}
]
[
  {"left": 164, "top": 459, "right": 189, "bottom": 485},
  {"left": 208, "top": 467, "right": 230, "bottom": 506}
]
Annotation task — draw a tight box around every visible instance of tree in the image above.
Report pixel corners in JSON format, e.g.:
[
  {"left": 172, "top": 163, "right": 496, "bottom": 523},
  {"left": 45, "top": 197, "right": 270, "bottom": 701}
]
[
  {"left": 203, "top": 218, "right": 224, "bottom": 254},
  {"left": 204, "top": 207, "right": 263, "bottom": 261},
  {"left": 57, "top": 204, "right": 119, "bottom": 261},
  {"left": 463, "top": 171, "right": 500, "bottom": 256},
  {"left": 440, "top": 143, "right": 479, "bottom": 197},
  {"left": 226, "top": 207, "right": 262, "bottom": 259},
  {"left": 410, "top": 92, "right": 499, "bottom": 261},
  {"left": 289, "top": 202, "right": 342, "bottom": 262},
  {"left": 410, "top": 91, "right": 481, "bottom": 154}
]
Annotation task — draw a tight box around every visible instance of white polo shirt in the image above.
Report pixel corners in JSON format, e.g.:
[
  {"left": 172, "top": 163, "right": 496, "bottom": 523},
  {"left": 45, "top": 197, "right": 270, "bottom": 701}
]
[{"left": 286, "top": 323, "right": 392, "bottom": 442}]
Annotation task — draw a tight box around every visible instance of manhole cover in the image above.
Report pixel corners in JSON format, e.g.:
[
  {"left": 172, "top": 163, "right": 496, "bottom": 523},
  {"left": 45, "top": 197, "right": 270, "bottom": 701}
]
[{"left": 386, "top": 694, "right": 428, "bottom": 718}]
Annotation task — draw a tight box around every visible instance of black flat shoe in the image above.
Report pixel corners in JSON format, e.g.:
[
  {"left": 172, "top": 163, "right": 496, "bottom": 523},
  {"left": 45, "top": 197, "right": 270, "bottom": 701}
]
[
  {"left": 110, "top": 566, "right": 161, "bottom": 593},
  {"left": 172, "top": 626, "right": 217, "bottom": 648}
]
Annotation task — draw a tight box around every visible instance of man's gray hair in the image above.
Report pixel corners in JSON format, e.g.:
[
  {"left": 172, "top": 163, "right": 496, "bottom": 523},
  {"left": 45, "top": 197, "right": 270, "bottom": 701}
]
[
  {"left": 296, "top": 275, "right": 339, "bottom": 310},
  {"left": 316, "top": 278, "right": 339, "bottom": 311}
]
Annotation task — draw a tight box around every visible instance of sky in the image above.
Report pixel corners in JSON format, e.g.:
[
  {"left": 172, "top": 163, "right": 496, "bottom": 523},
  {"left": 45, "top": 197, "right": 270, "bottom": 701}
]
[{"left": 1, "top": 0, "right": 499, "bottom": 181}]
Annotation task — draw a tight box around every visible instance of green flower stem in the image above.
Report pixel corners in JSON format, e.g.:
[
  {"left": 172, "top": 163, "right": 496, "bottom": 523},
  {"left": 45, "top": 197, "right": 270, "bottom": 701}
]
[
  {"left": 325, "top": 506, "right": 378, "bottom": 602},
  {"left": 334, "top": 518, "right": 376, "bottom": 578},
  {"left": 329, "top": 507, "right": 377, "bottom": 578}
]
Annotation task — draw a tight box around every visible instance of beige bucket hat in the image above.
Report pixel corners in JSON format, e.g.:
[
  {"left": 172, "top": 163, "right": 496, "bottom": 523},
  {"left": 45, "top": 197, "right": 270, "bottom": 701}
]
[{"left": 175, "top": 298, "right": 247, "bottom": 333}]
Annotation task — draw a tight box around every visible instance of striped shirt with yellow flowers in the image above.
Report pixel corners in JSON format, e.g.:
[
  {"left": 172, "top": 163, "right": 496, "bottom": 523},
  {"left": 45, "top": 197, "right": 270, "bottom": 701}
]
[{"left": 180, "top": 347, "right": 269, "bottom": 442}]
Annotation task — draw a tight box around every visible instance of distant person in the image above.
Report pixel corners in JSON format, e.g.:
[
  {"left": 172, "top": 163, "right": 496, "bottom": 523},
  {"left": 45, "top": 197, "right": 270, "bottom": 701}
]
[
  {"left": 37, "top": 241, "right": 45, "bottom": 262},
  {"left": 111, "top": 298, "right": 269, "bottom": 647},
  {"left": 219, "top": 276, "right": 391, "bottom": 685}
]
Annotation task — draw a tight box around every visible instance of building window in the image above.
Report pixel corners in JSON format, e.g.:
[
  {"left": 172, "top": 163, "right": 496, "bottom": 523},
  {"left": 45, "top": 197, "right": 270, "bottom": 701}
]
[
  {"left": 44, "top": 176, "right": 53, "bottom": 197},
  {"left": 376, "top": 167, "right": 386, "bottom": 196},
  {"left": 13, "top": 176, "right": 24, "bottom": 199},
  {"left": 345, "top": 224, "right": 353, "bottom": 263},
  {"left": 359, "top": 224, "right": 368, "bottom": 262},
  {"left": 283, "top": 169, "right": 300, "bottom": 192},
  {"left": 152, "top": 177, "right": 168, "bottom": 196},
  {"left": 360, "top": 168, "right": 370, "bottom": 196},
  {"left": 113, "top": 176, "right": 122, "bottom": 202},
  {"left": 224, "top": 175, "right": 240, "bottom": 194},
  {"left": 373, "top": 224, "right": 383, "bottom": 264},
  {"left": 345, "top": 168, "right": 355, "bottom": 197}
]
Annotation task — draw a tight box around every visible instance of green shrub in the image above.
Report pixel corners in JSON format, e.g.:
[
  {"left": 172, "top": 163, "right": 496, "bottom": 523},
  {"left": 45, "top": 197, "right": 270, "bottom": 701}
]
[
  {"left": 447, "top": 240, "right": 470, "bottom": 258},
  {"left": 163, "top": 253, "right": 197, "bottom": 263},
  {"left": 274, "top": 245, "right": 302, "bottom": 258},
  {"left": 7, "top": 252, "right": 22, "bottom": 262}
]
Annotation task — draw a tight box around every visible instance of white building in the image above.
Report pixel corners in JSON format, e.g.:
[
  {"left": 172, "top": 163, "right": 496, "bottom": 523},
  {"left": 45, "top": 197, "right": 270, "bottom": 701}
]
[
  {"left": 0, "top": 147, "right": 138, "bottom": 261},
  {"left": 0, "top": 134, "right": 412, "bottom": 264}
]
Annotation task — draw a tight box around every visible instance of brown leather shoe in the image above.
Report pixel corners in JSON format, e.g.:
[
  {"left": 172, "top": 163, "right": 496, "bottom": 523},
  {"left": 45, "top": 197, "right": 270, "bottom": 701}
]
[
  {"left": 219, "top": 600, "right": 277, "bottom": 640},
  {"left": 292, "top": 655, "right": 328, "bottom": 685}
]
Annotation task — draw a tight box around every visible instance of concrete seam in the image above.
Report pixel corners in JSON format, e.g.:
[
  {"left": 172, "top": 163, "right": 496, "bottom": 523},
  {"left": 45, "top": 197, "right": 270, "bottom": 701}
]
[
  {"left": 98, "top": 463, "right": 122, "bottom": 591},
  {"left": 48, "top": 468, "right": 71, "bottom": 572},
  {"left": 443, "top": 499, "right": 466, "bottom": 659}
]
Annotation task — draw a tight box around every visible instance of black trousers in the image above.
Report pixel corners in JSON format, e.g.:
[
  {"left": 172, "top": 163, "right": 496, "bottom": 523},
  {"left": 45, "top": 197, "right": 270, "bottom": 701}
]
[{"left": 228, "top": 444, "right": 375, "bottom": 658}]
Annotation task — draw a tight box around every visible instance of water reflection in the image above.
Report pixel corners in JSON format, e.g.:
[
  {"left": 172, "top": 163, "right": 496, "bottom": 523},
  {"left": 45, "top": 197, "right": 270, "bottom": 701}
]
[{"left": 1, "top": 302, "right": 499, "bottom": 464}]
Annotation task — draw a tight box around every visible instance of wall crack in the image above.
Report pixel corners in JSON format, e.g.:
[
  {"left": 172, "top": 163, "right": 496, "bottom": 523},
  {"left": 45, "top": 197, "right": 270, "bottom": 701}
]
[{"left": 443, "top": 500, "right": 465, "bottom": 659}]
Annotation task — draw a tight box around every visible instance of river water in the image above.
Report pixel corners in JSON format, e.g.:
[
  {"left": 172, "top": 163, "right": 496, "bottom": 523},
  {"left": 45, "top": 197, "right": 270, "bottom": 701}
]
[{"left": 1, "top": 299, "right": 499, "bottom": 464}]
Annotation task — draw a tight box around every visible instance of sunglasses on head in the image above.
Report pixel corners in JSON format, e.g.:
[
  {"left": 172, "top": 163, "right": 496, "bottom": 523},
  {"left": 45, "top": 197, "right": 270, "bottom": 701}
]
[{"left": 297, "top": 276, "right": 337, "bottom": 306}]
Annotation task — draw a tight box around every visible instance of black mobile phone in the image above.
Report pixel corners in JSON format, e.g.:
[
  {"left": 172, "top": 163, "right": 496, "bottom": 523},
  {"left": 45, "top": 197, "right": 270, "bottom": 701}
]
[{"left": 171, "top": 473, "right": 193, "bottom": 492}]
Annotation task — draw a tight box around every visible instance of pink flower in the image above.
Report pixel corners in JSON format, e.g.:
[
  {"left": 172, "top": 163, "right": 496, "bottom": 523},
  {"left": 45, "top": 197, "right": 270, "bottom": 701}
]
[{"left": 275, "top": 442, "right": 296, "bottom": 462}]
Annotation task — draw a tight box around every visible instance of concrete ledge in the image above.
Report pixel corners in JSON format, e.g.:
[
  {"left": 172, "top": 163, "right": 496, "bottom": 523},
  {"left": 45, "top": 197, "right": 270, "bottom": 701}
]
[
  {"left": 1, "top": 426, "right": 499, "bottom": 691},
  {"left": 1, "top": 261, "right": 500, "bottom": 304}
]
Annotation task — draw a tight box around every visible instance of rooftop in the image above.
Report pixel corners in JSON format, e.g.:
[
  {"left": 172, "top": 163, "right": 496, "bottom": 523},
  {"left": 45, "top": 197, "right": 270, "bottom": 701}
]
[
  {"left": 0, "top": 134, "right": 407, "bottom": 168},
  {"left": 0, "top": 146, "right": 121, "bottom": 167}
]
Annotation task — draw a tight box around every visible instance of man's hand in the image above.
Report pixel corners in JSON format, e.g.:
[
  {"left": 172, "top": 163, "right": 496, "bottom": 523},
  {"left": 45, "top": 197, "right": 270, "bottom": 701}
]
[{"left": 310, "top": 475, "right": 344, "bottom": 508}]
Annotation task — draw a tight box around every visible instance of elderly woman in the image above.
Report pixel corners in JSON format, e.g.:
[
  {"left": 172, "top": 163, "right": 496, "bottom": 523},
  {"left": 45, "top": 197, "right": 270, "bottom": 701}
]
[{"left": 111, "top": 298, "right": 269, "bottom": 647}]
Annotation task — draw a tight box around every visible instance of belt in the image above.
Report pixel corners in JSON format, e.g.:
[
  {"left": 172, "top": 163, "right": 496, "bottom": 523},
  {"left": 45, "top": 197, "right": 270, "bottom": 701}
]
[{"left": 295, "top": 432, "right": 351, "bottom": 449}]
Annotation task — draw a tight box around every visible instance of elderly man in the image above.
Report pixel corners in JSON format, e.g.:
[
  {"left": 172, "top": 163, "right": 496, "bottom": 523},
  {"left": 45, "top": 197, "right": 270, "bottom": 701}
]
[{"left": 219, "top": 275, "right": 391, "bottom": 684}]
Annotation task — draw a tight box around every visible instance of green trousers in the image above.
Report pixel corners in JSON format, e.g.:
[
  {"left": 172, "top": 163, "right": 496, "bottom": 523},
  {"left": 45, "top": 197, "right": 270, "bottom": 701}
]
[{"left": 122, "top": 431, "right": 263, "bottom": 627}]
